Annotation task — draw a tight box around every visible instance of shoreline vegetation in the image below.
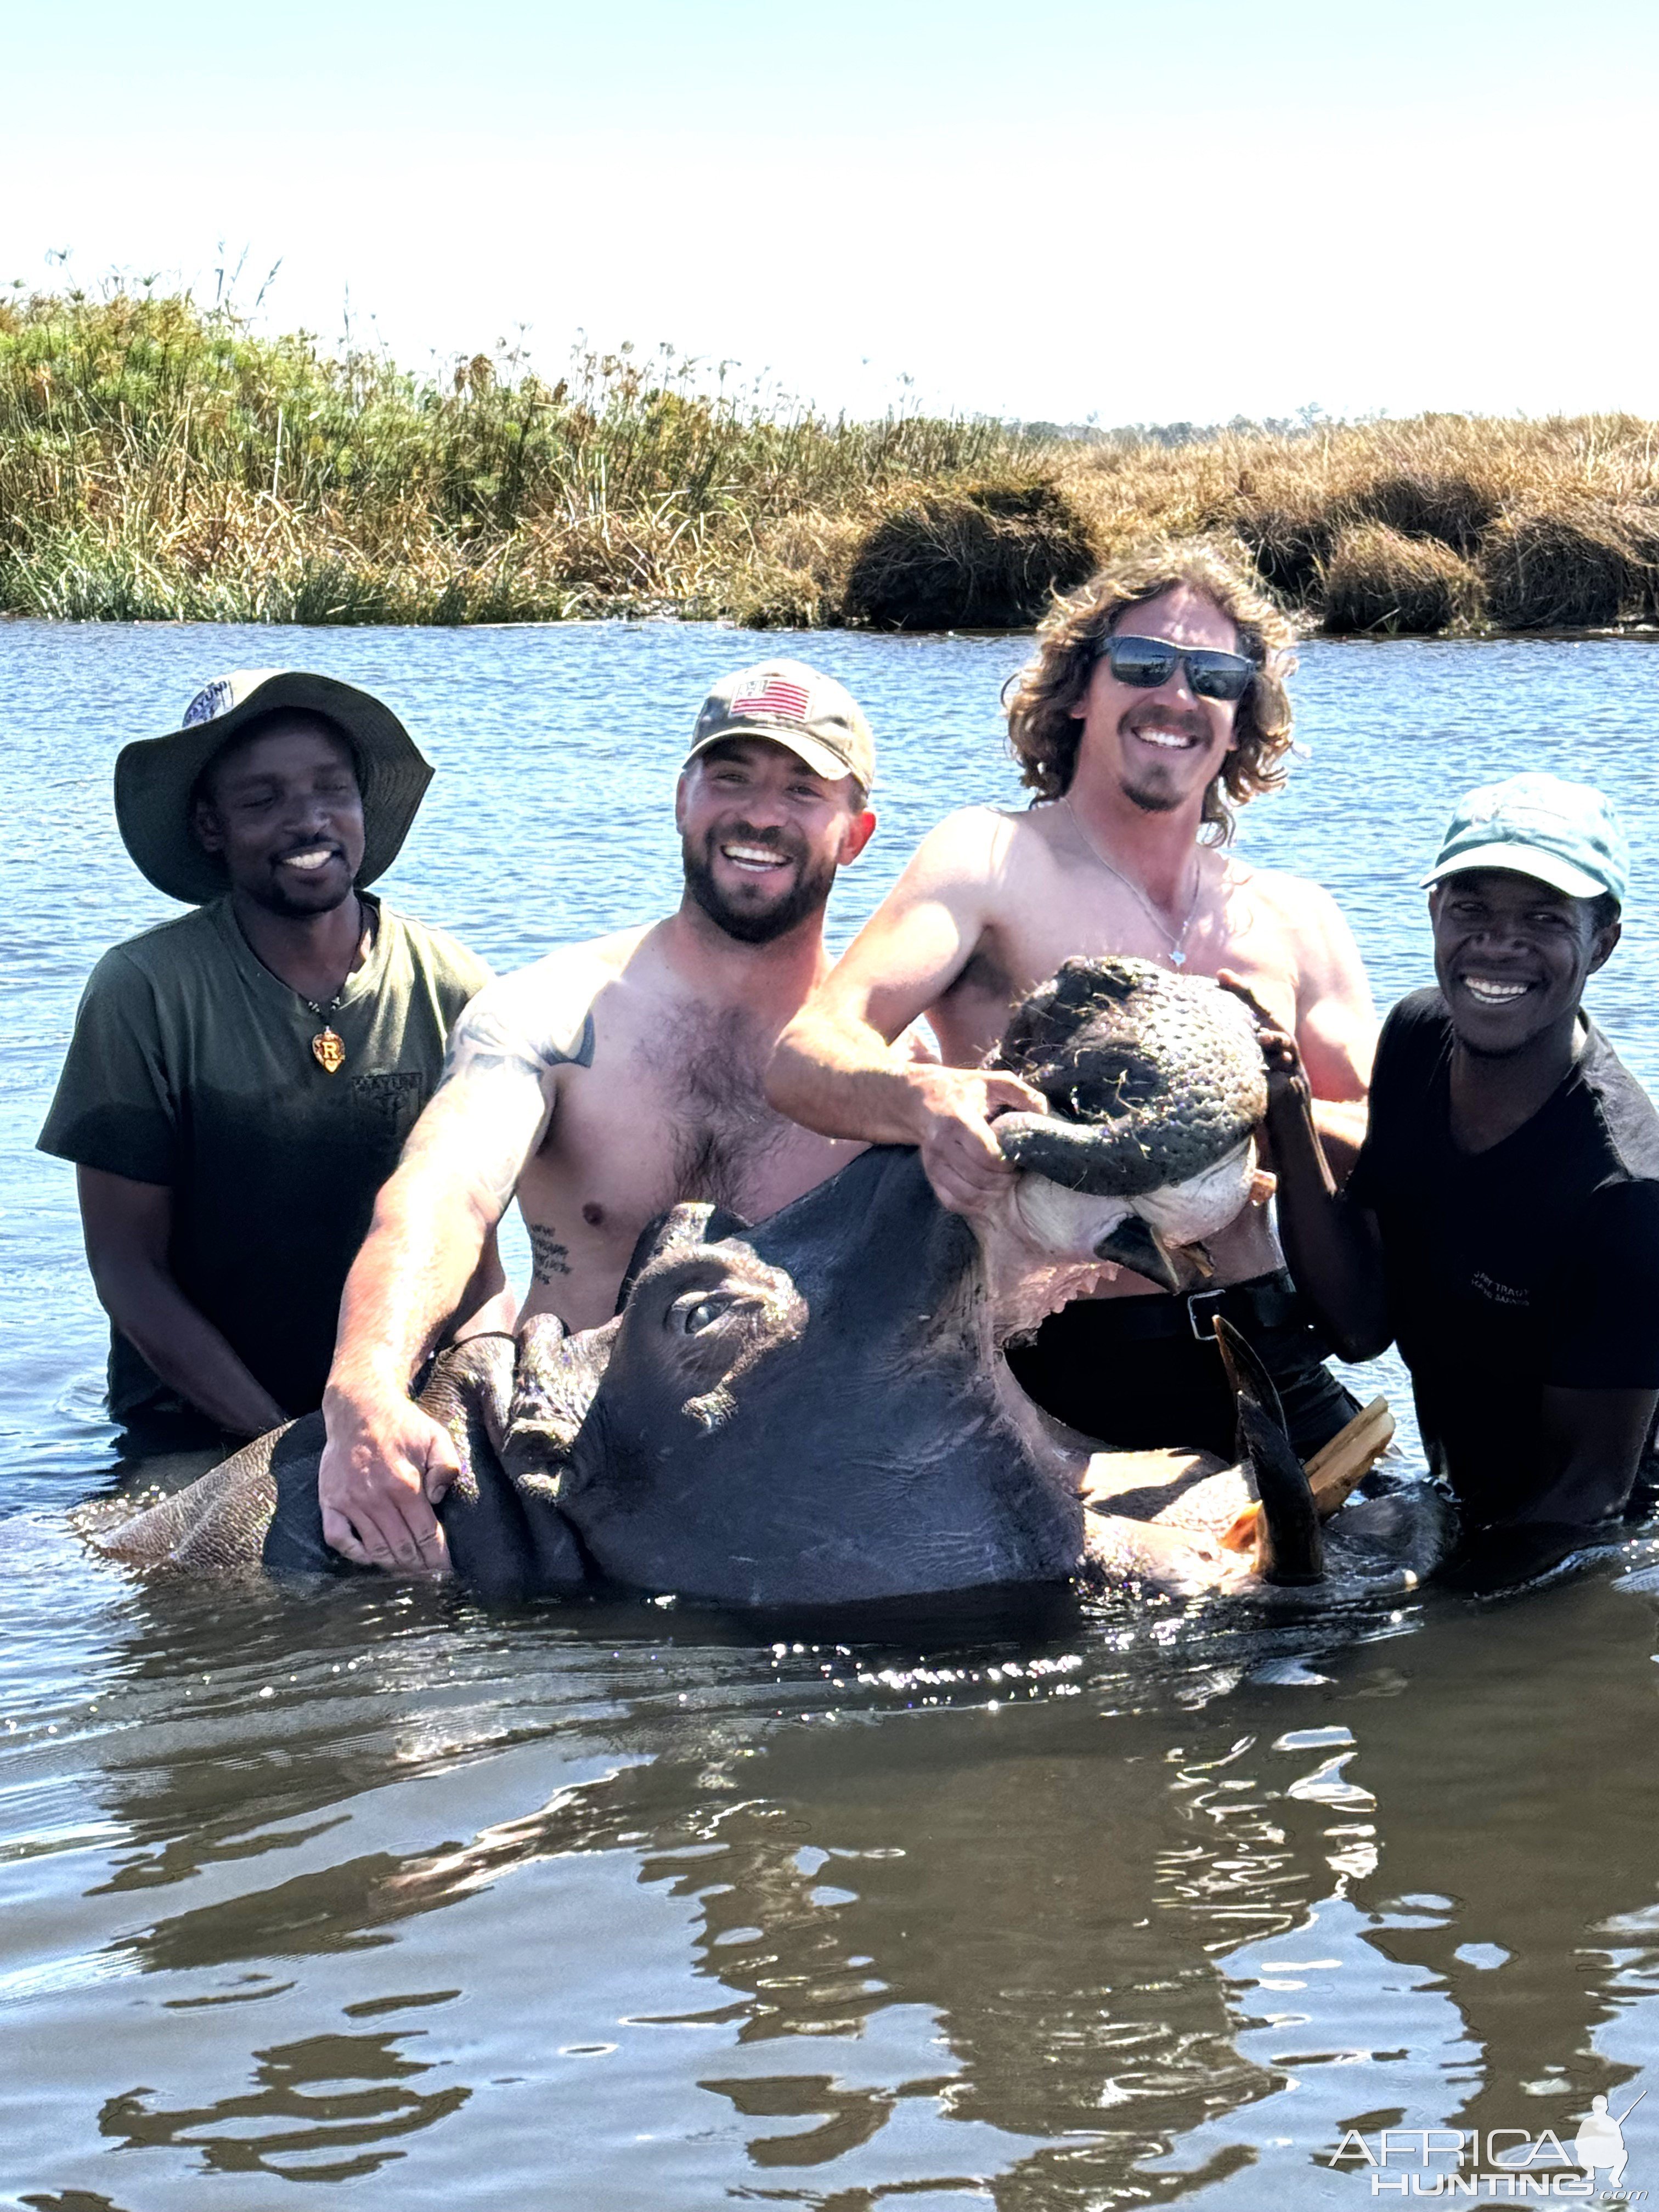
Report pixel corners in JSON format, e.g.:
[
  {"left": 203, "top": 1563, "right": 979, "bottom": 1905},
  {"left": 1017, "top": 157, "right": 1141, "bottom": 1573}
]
[{"left": 5, "top": 288, "right": 1659, "bottom": 635}]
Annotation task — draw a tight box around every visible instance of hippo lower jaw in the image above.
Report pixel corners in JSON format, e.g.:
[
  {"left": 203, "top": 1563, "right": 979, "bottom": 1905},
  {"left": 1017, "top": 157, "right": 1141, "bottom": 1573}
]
[{"left": 972, "top": 1205, "right": 1339, "bottom": 1599}]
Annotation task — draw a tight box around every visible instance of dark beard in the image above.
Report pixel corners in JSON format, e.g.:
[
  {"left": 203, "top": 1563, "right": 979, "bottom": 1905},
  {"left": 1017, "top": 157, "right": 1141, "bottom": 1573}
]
[
  {"left": 681, "top": 832, "right": 836, "bottom": 945},
  {"left": 242, "top": 872, "right": 357, "bottom": 922}
]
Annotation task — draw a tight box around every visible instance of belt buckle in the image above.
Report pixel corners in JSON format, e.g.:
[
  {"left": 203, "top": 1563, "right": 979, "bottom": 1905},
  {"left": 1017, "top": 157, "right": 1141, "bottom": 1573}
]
[{"left": 1187, "top": 1287, "right": 1226, "bottom": 1341}]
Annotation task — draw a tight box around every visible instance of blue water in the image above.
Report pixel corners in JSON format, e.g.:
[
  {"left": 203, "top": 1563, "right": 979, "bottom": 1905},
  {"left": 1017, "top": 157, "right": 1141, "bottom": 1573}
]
[{"left": 3, "top": 620, "right": 1659, "bottom": 2207}]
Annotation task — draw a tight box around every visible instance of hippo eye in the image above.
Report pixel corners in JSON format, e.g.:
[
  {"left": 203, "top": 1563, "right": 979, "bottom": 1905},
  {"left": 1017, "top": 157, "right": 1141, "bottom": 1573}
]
[{"left": 670, "top": 1288, "right": 736, "bottom": 1335}]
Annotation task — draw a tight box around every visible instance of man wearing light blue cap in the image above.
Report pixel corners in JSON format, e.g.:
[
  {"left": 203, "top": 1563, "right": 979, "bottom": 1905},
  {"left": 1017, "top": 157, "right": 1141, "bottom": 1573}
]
[{"left": 1226, "top": 772, "right": 1659, "bottom": 1587}]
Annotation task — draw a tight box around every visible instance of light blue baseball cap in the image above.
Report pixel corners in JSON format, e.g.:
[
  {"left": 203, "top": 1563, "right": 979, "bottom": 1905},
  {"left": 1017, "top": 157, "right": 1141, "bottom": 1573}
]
[{"left": 1422, "top": 772, "right": 1629, "bottom": 909}]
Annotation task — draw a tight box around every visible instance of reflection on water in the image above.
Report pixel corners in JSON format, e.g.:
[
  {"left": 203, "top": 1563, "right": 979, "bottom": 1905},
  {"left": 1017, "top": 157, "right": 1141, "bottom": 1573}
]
[{"left": 5, "top": 622, "right": 1659, "bottom": 2204}]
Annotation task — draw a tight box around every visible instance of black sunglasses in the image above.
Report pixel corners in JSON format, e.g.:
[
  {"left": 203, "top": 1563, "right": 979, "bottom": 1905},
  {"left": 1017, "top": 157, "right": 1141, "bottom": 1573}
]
[{"left": 1096, "top": 632, "right": 1255, "bottom": 702}]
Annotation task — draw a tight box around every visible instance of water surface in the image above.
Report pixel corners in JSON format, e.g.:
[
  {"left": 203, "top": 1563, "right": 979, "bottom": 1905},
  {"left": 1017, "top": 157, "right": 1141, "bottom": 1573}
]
[{"left": 4, "top": 622, "right": 1659, "bottom": 2206}]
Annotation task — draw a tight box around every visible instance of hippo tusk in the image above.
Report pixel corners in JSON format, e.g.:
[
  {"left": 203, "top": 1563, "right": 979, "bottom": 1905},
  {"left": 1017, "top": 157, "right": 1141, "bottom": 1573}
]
[
  {"left": 1218, "top": 1393, "right": 1396, "bottom": 1553},
  {"left": 1089, "top": 1214, "right": 1183, "bottom": 1295},
  {"left": 1212, "top": 1316, "right": 1324, "bottom": 1586}
]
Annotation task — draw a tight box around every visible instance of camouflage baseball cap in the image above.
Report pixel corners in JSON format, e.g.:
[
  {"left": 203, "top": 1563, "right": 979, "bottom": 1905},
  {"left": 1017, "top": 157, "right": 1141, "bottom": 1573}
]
[{"left": 686, "top": 659, "right": 876, "bottom": 791}]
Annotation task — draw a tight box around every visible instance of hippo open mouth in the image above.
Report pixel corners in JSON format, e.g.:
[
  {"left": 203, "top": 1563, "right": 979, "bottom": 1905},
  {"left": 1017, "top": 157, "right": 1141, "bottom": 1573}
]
[
  {"left": 990, "top": 955, "right": 1268, "bottom": 1295},
  {"left": 91, "top": 959, "right": 1445, "bottom": 1608}
]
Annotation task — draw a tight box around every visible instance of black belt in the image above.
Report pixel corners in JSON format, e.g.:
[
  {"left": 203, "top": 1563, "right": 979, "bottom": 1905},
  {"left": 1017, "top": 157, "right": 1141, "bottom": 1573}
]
[{"left": 1059, "top": 1269, "right": 1310, "bottom": 1344}]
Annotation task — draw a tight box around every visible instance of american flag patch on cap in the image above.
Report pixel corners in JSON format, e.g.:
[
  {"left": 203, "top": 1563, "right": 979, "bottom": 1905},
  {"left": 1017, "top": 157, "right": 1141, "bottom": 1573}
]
[{"left": 731, "top": 674, "right": 811, "bottom": 721}]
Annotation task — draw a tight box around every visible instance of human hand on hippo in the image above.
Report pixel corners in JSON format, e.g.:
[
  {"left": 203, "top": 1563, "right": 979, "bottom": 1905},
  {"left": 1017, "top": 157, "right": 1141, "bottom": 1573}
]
[
  {"left": 1218, "top": 968, "right": 1309, "bottom": 1115},
  {"left": 318, "top": 1381, "right": 459, "bottom": 1575},
  {"left": 907, "top": 1063, "right": 1049, "bottom": 1216}
]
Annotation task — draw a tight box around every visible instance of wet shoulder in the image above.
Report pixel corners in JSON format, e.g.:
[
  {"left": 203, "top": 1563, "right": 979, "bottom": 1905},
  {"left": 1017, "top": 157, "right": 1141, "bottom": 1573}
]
[{"left": 447, "top": 934, "right": 635, "bottom": 1076}]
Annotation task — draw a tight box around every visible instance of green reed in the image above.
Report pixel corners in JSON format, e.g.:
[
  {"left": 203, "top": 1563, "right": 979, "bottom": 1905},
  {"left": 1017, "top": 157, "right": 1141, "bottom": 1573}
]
[{"left": 0, "top": 287, "right": 1047, "bottom": 625}]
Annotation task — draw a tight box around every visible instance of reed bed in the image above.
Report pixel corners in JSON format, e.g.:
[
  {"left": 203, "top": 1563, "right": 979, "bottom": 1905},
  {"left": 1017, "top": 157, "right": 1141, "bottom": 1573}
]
[{"left": 4, "top": 289, "right": 1659, "bottom": 632}]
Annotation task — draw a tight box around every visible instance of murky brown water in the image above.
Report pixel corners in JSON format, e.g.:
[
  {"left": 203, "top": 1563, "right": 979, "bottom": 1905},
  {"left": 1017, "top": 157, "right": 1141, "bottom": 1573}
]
[{"left": 5, "top": 623, "right": 1659, "bottom": 2206}]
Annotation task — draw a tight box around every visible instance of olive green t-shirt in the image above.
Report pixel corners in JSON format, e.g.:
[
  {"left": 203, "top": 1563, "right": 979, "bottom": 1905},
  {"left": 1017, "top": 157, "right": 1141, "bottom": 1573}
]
[{"left": 38, "top": 895, "right": 490, "bottom": 1423}]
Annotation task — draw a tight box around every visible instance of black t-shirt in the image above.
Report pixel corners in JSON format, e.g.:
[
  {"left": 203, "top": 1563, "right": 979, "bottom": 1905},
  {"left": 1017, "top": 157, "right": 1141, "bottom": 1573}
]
[{"left": 1347, "top": 990, "right": 1659, "bottom": 1525}]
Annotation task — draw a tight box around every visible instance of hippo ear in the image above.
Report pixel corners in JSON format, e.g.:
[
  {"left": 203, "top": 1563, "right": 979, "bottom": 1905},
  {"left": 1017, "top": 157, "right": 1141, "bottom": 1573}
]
[{"left": 613, "top": 1201, "right": 753, "bottom": 1315}]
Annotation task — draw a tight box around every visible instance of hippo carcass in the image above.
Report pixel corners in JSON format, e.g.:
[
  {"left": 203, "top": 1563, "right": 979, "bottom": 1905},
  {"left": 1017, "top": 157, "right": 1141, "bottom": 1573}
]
[{"left": 92, "top": 959, "right": 1446, "bottom": 1606}]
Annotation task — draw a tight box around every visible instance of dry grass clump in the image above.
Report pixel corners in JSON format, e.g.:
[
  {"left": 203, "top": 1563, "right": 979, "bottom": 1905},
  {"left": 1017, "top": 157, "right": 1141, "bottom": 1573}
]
[
  {"left": 1321, "top": 522, "right": 1482, "bottom": 635},
  {"left": 1049, "top": 413, "right": 1659, "bottom": 633},
  {"left": 840, "top": 481, "right": 1098, "bottom": 630},
  {"left": 1477, "top": 504, "right": 1654, "bottom": 629}
]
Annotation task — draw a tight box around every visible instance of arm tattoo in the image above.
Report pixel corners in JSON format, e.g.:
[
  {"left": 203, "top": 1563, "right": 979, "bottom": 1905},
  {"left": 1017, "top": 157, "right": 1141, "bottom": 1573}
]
[
  {"left": 419, "top": 984, "right": 597, "bottom": 1217},
  {"left": 529, "top": 1225, "right": 572, "bottom": 1282},
  {"left": 438, "top": 1003, "right": 596, "bottom": 1091}
]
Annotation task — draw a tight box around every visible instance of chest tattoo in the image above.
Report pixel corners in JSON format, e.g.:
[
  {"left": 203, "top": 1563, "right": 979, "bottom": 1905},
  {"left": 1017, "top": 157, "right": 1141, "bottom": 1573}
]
[{"left": 528, "top": 1224, "right": 572, "bottom": 1282}]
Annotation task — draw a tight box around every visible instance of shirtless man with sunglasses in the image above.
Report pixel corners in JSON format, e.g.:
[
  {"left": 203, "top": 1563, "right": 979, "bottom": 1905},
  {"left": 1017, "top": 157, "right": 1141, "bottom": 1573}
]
[{"left": 768, "top": 543, "right": 1378, "bottom": 1461}]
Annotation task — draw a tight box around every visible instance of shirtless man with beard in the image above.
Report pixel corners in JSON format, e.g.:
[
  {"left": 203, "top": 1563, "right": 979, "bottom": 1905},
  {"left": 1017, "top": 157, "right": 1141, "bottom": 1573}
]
[
  {"left": 317, "top": 661, "right": 882, "bottom": 1570},
  {"left": 769, "top": 543, "right": 1378, "bottom": 1463}
]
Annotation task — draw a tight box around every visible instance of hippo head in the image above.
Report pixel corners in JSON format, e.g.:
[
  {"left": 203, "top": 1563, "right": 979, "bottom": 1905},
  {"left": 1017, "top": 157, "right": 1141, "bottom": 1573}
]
[
  {"left": 538, "top": 1147, "right": 1093, "bottom": 1606},
  {"left": 991, "top": 956, "right": 1268, "bottom": 1294}
]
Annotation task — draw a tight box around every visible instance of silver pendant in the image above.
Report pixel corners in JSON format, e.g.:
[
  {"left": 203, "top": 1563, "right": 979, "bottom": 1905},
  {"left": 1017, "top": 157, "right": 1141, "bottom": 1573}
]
[{"left": 1170, "top": 948, "right": 1186, "bottom": 967}]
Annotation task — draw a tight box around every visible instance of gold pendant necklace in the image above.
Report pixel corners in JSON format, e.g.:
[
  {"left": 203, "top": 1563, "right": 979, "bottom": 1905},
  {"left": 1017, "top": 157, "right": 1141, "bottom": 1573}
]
[
  {"left": 303, "top": 994, "right": 347, "bottom": 1073},
  {"left": 298, "top": 899, "right": 366, "bottom": 1074},
  {"left": 1063, "top": 798, "right": 1201, "bottom": 967}
]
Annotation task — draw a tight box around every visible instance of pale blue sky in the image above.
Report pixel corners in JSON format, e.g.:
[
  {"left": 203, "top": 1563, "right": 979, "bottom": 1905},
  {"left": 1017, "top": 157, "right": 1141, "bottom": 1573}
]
[{"left": 6, "top": 0, "right": 1657, "bottom": 424}]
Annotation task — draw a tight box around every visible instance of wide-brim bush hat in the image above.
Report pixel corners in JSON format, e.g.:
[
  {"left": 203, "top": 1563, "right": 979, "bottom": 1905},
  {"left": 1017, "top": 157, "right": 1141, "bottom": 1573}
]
[{"left": 115, "top": 669, "right": 434, "bottom": 905}]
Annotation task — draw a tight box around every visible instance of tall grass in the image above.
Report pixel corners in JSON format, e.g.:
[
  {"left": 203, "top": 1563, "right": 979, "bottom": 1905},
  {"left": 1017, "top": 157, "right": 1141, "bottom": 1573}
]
[
  {"left": 4, "top": 287, "right": 1658, "bottom": 630},
  {"left": 0, "top": 287, "right": 1040, "bottom": 626}
]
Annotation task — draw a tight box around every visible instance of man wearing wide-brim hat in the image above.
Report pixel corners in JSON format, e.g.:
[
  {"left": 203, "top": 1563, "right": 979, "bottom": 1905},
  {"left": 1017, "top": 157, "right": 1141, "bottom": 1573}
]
[{"left": 39, "top": 670, "right": 499, "bottom": 1451}]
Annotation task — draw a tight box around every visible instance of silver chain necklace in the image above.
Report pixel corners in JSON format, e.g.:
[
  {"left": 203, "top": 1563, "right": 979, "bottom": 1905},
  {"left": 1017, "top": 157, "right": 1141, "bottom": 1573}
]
[{"left": 1063, "top": 798, "right": 1202, "bottom": 968}]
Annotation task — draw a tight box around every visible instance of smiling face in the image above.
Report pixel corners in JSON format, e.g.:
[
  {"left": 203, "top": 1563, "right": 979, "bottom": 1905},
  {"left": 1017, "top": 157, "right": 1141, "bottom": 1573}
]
[
  {"left": 1430, "top": 868, "right": 1620, "bottom": 1056},
  {"left": 676, "top": 736, "right": 874, "bottom": 945},
  {"left": 193, "top": 713, "right": 365, "bottom": 919},
  {"left": 1069, "top": 586, "right": 1244, "bottom": 816}
]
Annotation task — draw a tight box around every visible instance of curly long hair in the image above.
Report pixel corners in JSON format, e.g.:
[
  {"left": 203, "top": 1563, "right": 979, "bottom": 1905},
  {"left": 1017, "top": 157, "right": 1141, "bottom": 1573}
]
[{"left": 1005, "top": 540, "right": 1297, "bottom": 842}]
